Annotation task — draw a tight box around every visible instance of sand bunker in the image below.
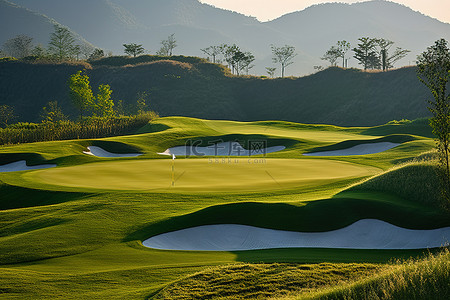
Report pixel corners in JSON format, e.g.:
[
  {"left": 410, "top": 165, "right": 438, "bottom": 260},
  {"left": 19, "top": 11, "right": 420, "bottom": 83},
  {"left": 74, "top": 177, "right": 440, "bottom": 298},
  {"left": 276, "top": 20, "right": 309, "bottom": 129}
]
[
  {"left": 303, "top": 142, "right": 399, "bottom": 156},
  {"left": 83, "top": 146, "right": 142, "bottom": 158},
  {"left": 142, "top": 219, "right": 450, "bottom": 251},
  {"left": 159, "top": 141, "right": 285, "bottom": 157},
  {"left": 0, "top": 160, "right": 57, "bottom": 173}
]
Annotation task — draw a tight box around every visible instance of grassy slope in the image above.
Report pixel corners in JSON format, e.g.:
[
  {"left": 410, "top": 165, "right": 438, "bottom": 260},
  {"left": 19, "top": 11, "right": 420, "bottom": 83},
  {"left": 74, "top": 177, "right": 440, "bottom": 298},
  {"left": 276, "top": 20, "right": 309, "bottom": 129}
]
[
  {"left": 0, "top": 116, "right": 445, "bottom": 299},
  {"left": 0, "top": 57, "right": 431, "bottom": 126}
]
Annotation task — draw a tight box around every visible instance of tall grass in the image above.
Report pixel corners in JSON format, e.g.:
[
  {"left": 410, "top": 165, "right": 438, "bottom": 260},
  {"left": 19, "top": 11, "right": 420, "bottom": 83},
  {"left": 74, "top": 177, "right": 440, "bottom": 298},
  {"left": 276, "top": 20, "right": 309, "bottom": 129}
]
[
  {"left": 0, "top": 112, "right": 157, "bottom": 145},
  {"left": 346, "top": 159, "right": 444, "bottom": 209},
  {"left": 308, "top": 248, "right": 450, "bottom": 300}
]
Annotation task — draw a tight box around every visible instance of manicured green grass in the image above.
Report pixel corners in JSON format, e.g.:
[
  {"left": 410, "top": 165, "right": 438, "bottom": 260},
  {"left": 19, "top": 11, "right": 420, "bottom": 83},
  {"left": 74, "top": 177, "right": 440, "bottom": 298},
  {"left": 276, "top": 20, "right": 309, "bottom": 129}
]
[
  {"left": 18, "top": 158, "right": 379, "bottom": 193},
  {"left": 0, "top": 116, "right": 444, "bottom": 299}
]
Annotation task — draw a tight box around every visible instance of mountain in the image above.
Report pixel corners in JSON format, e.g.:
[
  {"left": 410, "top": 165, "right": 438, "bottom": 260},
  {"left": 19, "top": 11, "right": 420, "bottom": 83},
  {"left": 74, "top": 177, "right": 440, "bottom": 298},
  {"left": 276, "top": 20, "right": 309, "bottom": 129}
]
[
  {"left": 0, "top": 57, "right": 431, "bottom": 126},
  {"left": 266, "top": 1, "right": 450, "bottom": 68},
  {"left": 3, "top": 0, "right": 450, "bottom": 75},
  {"left": 0, "top": 0, "right": 93, "bottom": 50}
]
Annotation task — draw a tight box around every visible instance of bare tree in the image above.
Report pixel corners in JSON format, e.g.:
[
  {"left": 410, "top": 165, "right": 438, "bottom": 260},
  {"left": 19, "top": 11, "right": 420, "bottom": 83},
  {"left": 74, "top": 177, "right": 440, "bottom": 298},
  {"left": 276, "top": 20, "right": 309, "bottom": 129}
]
[
  {"left": 271, "top": 44, "right": 297, "bottom": 77},
  {"left": 2, "top": 34, "right": 34, "bottom": 58},
  {"left": 201, "top": 45, "right": 222, "bottom": 63},
  {"left": 336, "top": 40, "right": 351, "bottom": 68},
  {"left": 157, "top": 34, "right": 177, "bottom": 56}
]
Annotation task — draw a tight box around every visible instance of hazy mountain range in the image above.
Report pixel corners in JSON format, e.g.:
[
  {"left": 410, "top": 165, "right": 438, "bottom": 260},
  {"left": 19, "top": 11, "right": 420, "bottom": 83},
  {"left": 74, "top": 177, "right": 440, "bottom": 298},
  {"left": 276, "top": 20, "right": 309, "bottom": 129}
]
[{"left": 2, "top": 0, "right": 450, "bottom": 75}]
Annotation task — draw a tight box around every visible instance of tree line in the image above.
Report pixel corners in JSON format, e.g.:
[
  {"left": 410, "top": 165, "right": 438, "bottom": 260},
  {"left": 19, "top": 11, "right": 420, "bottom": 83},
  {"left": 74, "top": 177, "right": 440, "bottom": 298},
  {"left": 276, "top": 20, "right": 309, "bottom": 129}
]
[{"left": 321, "top": 37, "right": 410, "bottom": 71}]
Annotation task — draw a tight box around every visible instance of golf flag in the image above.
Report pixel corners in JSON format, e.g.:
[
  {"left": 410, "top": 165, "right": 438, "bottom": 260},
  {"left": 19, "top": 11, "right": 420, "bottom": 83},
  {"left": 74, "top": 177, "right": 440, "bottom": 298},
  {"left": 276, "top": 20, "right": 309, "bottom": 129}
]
[{"left": 171, "top": 154, "right": 176, "bottom": 186}]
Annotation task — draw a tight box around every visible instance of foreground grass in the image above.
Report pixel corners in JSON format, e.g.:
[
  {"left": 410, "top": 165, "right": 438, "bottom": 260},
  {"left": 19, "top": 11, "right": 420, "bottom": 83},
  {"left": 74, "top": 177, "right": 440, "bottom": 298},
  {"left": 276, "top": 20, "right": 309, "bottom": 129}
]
[
  {"left": 153, "top": 262, "right": 386, "bottom": 299},
  {"left": 304, "top": 248, "right": 450, "bottom": 300}
]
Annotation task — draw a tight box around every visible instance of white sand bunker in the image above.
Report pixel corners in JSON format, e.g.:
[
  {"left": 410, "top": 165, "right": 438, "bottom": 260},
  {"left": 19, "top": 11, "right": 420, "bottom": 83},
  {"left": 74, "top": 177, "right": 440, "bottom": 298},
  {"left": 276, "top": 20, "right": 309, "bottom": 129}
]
[
  {"left": 142, "top": 219, "right": 450, "bottom": 251},
  {"left": 159, "top": 141, "right": 285, "bottom": 157},
  {"left": 83, "top": 146, "right": 142, "bottom": 158},
  {"left": 304, "top": 142, "right": 399, "bottom": 156},
  {"left": 0, "top": 160, "right": 57, "bottom": 173}
]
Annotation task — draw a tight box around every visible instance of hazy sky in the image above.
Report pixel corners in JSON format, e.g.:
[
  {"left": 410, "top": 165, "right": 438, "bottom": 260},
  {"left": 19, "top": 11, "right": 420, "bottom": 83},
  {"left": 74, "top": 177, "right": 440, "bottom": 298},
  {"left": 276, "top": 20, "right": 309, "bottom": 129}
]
[{"left": 199, "top": 0, "right": 450, "bottom": 23}]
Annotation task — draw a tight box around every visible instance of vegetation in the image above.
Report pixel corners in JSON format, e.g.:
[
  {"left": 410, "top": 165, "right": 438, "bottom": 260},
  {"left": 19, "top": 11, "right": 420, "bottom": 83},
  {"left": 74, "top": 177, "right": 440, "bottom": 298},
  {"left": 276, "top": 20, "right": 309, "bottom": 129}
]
[
  {"left": 271, "top": 44, "right": 297, "bottom": 77},
  {"left": 123, "top": 43, "right": 145, "bottom": 57},
  {"left": 48, "top": 24, "right": 77, "bottom": 61},
  {"left": 0, "top": 104, "right": 16, "bottom": 128},
  {"left": 1, "top": 34, "right": 34, "bottom": 59},
  {"left": 154, "top": 262, "right": 384, "bottom": 299},
  {"left": 0, "top": 116, "right": 446, "bottom": 299},
  {"left": 417, "top": 39, "right": 450, "bottom": 208},
  {"left": 156, "top": 34, "right": 177, "bottom": 57},
  {"left": 0, "top": 113, "right": 157, "bottom": 146},
  {"left": 201, "top": 45, "right": 222, "bottom": 63},
  {"left": 308, "top": 249, "right": 450, "bottom": 300},
  {"left": 0, "top": 58, "right": 432, "bottom": 126}
]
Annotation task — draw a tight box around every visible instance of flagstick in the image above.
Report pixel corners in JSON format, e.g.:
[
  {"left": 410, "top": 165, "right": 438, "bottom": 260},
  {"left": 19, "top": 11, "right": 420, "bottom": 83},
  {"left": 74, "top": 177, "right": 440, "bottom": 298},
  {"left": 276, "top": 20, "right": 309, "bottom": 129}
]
[{"left": 171, "top": 154, "right": 176, "bottom": 186}]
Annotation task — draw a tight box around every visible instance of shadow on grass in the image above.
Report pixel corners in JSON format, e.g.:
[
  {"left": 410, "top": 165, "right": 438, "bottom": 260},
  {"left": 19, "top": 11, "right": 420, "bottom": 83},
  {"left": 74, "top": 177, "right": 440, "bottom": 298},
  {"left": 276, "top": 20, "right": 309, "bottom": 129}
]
[
  {"left": 126, "top": 198, "right": 450, "bottom": 244},
  {"left": 0, "top": 181, "right": 90, "bottom": 210}
]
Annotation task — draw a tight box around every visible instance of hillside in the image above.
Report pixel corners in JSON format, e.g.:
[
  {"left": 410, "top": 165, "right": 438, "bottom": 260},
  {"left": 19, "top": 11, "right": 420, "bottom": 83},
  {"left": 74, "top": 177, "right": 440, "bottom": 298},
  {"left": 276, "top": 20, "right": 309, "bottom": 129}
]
[
  {"left": 0, "top": 0, "right": 94, "bottom": 50},
  {"left": 0, "top": 57, "right": 431, "bottom": 126},
  {"left": 4, "top": 0, "right": 450, "bottom": 76}
]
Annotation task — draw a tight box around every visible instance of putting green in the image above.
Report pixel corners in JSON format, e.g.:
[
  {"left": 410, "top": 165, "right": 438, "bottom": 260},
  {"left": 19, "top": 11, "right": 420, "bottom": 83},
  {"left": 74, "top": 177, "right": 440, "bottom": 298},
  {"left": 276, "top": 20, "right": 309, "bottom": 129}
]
[{"left": 26, "top": 158, "right": 380, "bottom": 193}]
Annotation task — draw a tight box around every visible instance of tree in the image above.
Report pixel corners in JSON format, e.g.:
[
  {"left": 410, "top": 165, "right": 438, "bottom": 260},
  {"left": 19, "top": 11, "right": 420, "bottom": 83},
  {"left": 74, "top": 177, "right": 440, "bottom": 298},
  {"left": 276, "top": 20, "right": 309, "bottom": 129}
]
[
  {"left": 123, "top": 43, "right": 144, "bottom": 57},
  {"left": 313, "top": 65, "right": 324, "bottom": 72},
  {"left": 136, "top": 91, "right": 149, "bottom": 114},
  {"left": 417, "top": 39, "right": 450, "bottom": 205},
  {"left": 2, "top": 34, "right": 34, "bottom": 58},
  {"left": 0, "top": 105, "right": 16, "bottom": 127},
  {"left": 201, "top": 45, "right": 222, "bottom": 63},
  {"left": 321, "top": 46, "right": 340, "bottom": 67},
  {"left": 336, "top": 40, "right": 351, "bottom": 68},
  {"left": 80, "top": 44, "right": 94, "bottom": 60},
  {"left": 271, "top": 44, "right": 297, "bottom": 78},
  {"left": 94, "top": 84, "right": 115, "bottom": 117},
  {"left": 157, "top": 34, "right": 177, "bottom": 56},
  {"left": 31, "top": 44, "right": 47, "bottom": 58},
  {"left": 68, "top": 70, "right": 94, "bottom": 119},
  {"left": 375, "top": 38, "right": 410, "bottom": 71},
  {"left": 49, "top": 25, "right": 76, "bottom": 60},
  {"left": 266, "top": 67, "right": 276, "bottom": 78},
  {"left": 89, "top": 48, "right": 105, "bottom": 60},
  {"left": 353, "top": 37, "right": 379, "bottom": 70},
  {"left": 220, "top": 45, "right": 255, "bottom": 75},
  {"left": 72, "top": 45, "right": 81, "bottom": 60},
  {"left": 386, "top": 47, "right": 410, "bottom": 70},
  {"left": 41, "top": 101, "right": 67, "bottom": 123}
]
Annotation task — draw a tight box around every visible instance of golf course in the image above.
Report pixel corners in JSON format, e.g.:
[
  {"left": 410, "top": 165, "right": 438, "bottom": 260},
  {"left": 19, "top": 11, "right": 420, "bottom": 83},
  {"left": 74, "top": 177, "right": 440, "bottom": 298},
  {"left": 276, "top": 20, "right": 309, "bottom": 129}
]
[{"left": 0, "top": 116, "right": 449, "bottom": 299}]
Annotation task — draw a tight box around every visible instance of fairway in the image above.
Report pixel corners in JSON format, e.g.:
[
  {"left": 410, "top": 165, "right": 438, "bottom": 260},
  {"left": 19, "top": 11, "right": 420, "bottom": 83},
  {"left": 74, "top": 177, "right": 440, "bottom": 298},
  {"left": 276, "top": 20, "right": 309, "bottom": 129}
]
[
  {"left": 27, "top": 158, "right": 380, "bottom": 193},
  {"left": 0, "top": 116, "right": 445, "bottom": 299}
]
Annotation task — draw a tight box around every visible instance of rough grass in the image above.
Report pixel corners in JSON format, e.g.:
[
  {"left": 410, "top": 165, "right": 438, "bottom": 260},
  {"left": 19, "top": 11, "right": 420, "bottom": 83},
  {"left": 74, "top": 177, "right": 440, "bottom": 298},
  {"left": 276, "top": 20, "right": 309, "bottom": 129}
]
[
  {"left": 153, "top": 262, "right": 385, "bottom": 300},
  {"left": 305, "top": 248, "right": 450, "bottom": 300},
  {"left": 343, "top": 160, "right": 443, "bottom": 209}
]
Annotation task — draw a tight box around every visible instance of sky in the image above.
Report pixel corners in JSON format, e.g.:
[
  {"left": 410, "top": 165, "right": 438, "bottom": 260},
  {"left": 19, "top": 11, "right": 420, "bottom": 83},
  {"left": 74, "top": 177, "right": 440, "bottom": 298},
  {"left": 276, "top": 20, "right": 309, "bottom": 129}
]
[{"left": 199, "top": 0, "right": 450, "bottom": 24}]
